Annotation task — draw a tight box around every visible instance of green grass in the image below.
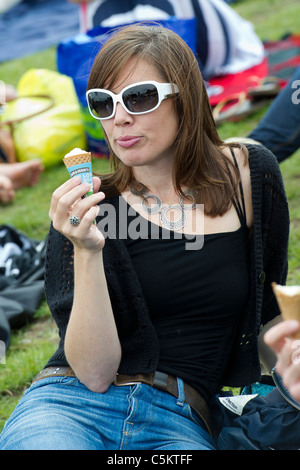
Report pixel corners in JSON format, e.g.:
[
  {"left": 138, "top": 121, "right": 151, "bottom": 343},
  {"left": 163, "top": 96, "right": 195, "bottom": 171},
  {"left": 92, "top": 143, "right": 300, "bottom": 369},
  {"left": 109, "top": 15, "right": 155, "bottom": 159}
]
[{"left": 0, "top": 0, "right": 300, "bottom": 432}]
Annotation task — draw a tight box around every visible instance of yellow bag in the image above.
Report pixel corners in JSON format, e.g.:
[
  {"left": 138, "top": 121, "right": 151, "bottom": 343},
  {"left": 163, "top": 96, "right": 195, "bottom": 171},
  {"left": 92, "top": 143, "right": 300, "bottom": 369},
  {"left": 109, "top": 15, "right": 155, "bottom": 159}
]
[{"left": 0, "top": 69, "right": 86, "bottom": 168}]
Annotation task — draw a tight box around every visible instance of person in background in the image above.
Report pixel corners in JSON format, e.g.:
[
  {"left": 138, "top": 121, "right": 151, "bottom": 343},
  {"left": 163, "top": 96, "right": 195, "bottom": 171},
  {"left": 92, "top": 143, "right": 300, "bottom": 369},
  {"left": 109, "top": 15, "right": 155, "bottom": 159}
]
[
  {"left": 68, "top": 0, "right": 264, "bottom": 80},
  {"left": 69, "top": 1, "right": 300, "bottom": 163},
  {"left": 0, "top": 160, "right": 44, "bottom": 204},
  {"left": 248, "top": 66, "right": 300, "bottom": 163},
  {"left": 0, "top": 83, "right": 43, "bottom": 203}
]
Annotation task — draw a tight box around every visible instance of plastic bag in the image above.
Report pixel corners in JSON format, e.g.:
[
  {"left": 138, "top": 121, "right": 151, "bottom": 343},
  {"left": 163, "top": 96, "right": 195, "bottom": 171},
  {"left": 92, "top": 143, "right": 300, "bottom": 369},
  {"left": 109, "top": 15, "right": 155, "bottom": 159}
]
[
  {"left": 1, "top": 69, "right": 87, "bottom": 168},
  {"left": 0, "top": 224, "right": 46, "bottom": 348}
]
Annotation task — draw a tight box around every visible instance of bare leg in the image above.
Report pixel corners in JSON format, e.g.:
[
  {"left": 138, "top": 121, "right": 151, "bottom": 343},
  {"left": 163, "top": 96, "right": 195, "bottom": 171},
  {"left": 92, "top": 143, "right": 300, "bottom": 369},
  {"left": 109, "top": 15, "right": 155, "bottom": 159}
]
[
  {"left": 0, "top": 159, "right": 44, "bottom": 190},
  {"left": 0, "top": 174, "right": 15, "bottom": 203}
]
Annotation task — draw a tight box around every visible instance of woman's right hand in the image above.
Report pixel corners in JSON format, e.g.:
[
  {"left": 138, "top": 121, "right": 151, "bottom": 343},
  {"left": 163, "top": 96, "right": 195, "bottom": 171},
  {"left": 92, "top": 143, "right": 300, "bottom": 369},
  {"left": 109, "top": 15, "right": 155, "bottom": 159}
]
[
  {"left": 49, "top": 176, "right": 106, "bottom": 252},
  {"left": 264, "top": 320, "right": 300, "bottom": 401}
]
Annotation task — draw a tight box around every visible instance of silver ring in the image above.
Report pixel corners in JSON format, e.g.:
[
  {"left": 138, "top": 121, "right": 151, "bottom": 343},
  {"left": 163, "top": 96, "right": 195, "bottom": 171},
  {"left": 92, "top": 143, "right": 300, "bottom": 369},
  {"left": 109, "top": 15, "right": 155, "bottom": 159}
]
[{"left": 69, "top": 215, "right": 81, "bottom": 227}]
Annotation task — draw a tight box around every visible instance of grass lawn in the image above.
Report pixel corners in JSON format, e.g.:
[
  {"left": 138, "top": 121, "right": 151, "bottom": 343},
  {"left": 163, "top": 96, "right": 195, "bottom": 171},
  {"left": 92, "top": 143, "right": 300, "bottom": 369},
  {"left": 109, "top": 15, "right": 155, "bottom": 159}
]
[{"left": 0, "top": 0, "right": 300, "bottom": 433}]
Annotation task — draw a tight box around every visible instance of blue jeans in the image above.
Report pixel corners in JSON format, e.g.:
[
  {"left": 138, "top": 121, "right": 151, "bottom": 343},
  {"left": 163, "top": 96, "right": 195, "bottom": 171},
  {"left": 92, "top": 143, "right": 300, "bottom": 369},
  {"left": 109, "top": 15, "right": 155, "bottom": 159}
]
[
  {"left": 249, "top": 66, "right": 300, "bottom": 162},
  {"left": 0, "top": 376, "right": 215, "bottom": 450}
]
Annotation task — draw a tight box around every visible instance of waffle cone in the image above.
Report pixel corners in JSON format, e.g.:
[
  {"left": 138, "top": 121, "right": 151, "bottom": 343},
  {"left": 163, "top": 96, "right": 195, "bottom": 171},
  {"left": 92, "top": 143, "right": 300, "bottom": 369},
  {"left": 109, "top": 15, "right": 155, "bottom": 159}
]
[
  {"left": 272, "top": 283, "right": 300, "bottom": 338},
  {"left": 63, "top": 152, "right": 91, "bottom": 168}
]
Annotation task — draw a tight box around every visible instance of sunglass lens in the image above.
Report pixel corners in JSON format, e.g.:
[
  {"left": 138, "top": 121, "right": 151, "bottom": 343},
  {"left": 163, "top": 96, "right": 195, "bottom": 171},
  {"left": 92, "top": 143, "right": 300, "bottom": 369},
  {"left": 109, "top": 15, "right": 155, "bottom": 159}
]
[
  {"left": 88, "top": 92, "right": 114, "bottom": 119},
  {"left": 123, "top": 84, "right": 158, "bottom": 113}
]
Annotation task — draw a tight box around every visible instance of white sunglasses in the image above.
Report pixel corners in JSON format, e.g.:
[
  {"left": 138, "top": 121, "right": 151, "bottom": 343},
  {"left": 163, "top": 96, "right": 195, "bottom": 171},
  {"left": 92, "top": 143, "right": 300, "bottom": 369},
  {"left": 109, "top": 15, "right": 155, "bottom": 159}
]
[{"left": 86, "top": 80, "right": 179, "bottom": 120}]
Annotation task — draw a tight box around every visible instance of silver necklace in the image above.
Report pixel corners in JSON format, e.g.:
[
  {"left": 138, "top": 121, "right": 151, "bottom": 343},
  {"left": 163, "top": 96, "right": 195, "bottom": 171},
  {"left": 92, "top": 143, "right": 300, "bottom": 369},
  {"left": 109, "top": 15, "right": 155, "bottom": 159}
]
[{"left": 130, "top": 186, "right": 196, "bottom": 231}]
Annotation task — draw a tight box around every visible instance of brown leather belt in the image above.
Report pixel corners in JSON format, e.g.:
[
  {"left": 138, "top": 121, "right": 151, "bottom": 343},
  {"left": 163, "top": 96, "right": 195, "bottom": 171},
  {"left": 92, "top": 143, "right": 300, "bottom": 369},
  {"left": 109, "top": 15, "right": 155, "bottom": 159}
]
[
  {"left": 32, "top": 366, "right": 77, "bottom": 383},
  {"left": 32, "top": 367, "right": 212, "bottom": 436}
]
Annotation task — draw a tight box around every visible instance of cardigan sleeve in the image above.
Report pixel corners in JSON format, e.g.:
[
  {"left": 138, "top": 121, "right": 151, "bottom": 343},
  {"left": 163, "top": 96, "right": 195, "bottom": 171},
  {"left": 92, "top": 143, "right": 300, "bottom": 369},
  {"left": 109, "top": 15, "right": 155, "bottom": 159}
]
[
  {"left": 44, "top": 223, "right": 75, "bottom": 364},
  {"left": 222, "top": 144, "right": 290, "bottom": 387},
  {"left": 262, "top": 160, "right": 289, "bottom": 324},
  {"left": 249, "top": 144, "right": 290, "bottom": 326}
]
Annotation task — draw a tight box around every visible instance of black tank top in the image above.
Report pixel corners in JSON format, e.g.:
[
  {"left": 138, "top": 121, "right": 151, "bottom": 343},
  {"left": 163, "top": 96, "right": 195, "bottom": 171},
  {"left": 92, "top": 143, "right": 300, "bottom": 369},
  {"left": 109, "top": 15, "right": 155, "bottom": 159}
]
[{"left": 122, "top": 153, "right": 249, "bottom": 400}]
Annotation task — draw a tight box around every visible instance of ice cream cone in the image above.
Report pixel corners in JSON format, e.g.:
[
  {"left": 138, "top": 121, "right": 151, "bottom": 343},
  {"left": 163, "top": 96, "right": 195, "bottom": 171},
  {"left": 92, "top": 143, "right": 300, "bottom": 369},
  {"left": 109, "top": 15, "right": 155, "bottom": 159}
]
[
  {"left": 63, "top": 148, "right": 93, "bottom": 196},
  {"left": 63, "top": 150, "right": 91, "bottom": 168},
  {"left": 272, "top": 283, "right": 300, "bottom": 338}
]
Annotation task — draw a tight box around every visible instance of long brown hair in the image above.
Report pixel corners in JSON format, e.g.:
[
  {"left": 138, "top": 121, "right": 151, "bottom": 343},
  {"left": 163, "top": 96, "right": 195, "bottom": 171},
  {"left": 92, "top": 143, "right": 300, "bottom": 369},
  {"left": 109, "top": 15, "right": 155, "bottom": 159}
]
[{"left": 87, "top": 24, "right": 246, "bottom": 216}]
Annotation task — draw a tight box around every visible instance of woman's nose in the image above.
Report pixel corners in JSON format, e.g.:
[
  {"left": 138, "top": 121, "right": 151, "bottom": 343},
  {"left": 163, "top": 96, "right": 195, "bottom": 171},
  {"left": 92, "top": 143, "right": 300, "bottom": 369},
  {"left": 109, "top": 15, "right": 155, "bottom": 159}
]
[{"left": 114, "top": 102, "right": 134, "bottom": 125}]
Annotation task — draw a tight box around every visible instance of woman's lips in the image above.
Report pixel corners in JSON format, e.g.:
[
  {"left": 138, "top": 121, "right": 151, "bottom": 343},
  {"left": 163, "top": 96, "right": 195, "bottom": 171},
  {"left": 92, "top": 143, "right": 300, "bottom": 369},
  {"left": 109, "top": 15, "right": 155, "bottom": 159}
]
[{"left": 116, "top": 136, "right": 142, "bottom": 148}]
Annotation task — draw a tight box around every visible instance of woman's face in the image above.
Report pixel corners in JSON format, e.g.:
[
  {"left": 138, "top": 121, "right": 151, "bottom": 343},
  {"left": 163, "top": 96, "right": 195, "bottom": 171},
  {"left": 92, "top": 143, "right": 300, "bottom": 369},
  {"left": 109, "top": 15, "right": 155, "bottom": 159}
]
[{"left": 100, "top": 57, "right": 179, "bottom": 173}]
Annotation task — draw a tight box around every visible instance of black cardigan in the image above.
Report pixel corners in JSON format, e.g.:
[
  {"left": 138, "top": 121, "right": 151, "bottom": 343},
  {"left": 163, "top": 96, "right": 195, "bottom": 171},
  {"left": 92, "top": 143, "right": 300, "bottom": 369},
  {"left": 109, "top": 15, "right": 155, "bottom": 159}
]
[{"left": 44, "top": 144, "right": 289, "bottom": 388}]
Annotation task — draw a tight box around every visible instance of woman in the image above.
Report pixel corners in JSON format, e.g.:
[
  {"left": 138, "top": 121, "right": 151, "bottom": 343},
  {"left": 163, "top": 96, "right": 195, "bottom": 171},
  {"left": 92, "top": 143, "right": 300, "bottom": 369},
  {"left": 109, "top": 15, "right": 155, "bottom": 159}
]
[{"left": 0, "top": 25, "right": 289, "bottom": 450}]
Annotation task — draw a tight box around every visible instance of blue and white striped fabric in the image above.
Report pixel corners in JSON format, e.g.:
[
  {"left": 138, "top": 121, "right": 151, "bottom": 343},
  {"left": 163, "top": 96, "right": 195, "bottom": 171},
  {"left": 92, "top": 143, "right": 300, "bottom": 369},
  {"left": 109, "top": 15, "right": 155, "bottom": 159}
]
[{"left": 79, "top": 0, "right": 264, "bottom": 79}]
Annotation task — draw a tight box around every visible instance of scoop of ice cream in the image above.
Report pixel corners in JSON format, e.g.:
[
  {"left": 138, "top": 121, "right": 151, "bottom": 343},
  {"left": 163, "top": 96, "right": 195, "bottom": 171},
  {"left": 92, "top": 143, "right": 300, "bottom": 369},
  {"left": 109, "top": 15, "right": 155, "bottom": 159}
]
[
  {"left": 64, "top": 148, "right": 89, "bottom": 158},
  {"left": 273, "top": 284, "right": 300, "bottom": 296}
]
